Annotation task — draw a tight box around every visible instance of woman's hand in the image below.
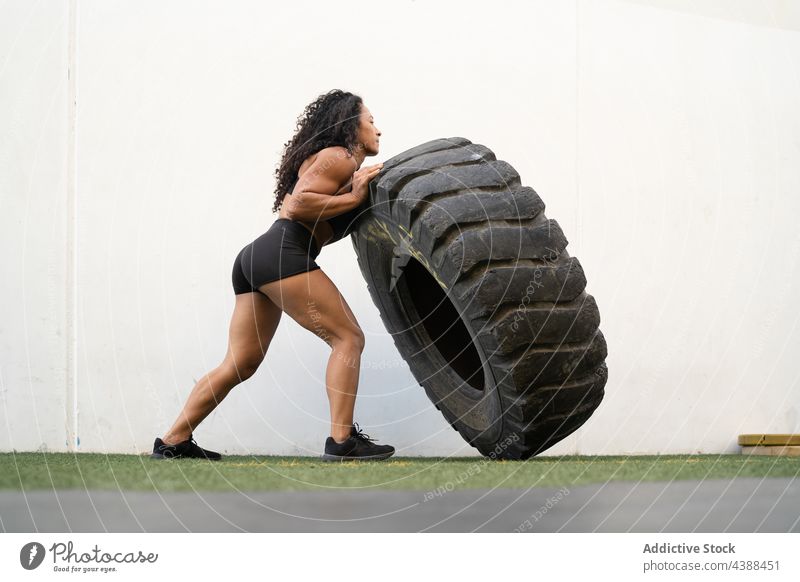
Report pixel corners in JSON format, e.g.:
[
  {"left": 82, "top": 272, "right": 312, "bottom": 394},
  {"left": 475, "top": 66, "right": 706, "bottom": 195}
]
[{"left": 351, "top": 162, "right": 384, "bottom": 203}]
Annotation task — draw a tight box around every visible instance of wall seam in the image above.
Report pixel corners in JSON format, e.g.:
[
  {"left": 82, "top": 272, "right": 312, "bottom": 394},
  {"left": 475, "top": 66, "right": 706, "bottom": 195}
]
[
  {"left": 66, "top": 0, "right": 78, "bottom": 451},
  {"left": 575, "top": 0, "right": 581, "bottom": 455}
]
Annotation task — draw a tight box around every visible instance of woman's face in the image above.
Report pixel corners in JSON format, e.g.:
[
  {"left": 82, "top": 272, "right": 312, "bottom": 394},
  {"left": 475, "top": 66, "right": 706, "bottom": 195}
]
[{"left": 355, "top": 104, "right": 381, "bottom": 156}]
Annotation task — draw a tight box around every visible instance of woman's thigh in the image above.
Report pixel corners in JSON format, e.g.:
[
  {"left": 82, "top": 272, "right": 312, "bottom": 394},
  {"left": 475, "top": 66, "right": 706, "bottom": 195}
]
[
  {"left": 224, "top": 291, "right": 283, "bottom": 375},
  {"left": 257, "top": 268, "right": 362, "bottom": 347}
]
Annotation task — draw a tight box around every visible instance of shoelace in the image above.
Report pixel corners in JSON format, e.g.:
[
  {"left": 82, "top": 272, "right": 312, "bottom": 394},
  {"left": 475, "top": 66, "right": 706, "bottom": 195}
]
[{"left": 352, "top": 422, "right": 376, "bottom": 443}]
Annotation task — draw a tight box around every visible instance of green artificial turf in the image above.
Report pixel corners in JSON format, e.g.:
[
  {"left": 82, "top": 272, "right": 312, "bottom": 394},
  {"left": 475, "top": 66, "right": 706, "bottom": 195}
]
[{"left": 0, "top": 453, "right": 798, "bottom": 493}]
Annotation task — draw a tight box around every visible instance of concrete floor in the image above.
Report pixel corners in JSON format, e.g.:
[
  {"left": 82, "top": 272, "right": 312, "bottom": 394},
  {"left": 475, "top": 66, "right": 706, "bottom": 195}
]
[{"left": 1, "top": 478, "right": 798, "bottom": 532}]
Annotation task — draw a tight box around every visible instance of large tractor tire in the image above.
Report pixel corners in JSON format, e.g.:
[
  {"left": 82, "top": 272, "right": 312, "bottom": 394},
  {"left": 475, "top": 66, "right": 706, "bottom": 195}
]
[{"left": 346, "top": 137, "right": 608, "bottom": 460}]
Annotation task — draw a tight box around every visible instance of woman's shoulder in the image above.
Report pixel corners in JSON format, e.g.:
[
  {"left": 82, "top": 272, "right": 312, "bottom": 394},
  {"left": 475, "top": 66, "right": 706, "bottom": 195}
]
[
  {"left": 314, "top": 146, "right": 357, "bottom": 168},
  {"left": 299, "top": 147, "right": 354, "bottom": 176}
]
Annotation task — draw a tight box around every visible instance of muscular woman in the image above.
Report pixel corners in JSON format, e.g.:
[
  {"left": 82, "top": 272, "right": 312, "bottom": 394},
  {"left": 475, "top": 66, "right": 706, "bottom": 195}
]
[{"left": 150, "top": 89, "right": 394, "bottom": 462}]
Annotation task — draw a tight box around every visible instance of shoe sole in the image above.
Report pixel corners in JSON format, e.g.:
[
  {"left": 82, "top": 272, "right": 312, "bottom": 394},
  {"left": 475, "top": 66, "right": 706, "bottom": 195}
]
[
  {"left": 149, "top": 453, "right": 222, "bottom": 461},
  {"left": 320, "top": 450, "right": 395, "bottom": 462}
]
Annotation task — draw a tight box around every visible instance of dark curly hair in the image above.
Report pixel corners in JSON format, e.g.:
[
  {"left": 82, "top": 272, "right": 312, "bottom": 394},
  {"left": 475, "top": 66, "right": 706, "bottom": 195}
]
[{"left": 272, "top": 89, "right": 364, "bottom": 214}]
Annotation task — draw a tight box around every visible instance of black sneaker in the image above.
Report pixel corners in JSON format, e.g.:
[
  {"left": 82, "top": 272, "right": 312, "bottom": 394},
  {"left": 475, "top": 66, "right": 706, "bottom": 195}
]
[
  {"left": 150, "top": 434, "right": 222, "bottom": 460},
  {"left": 321, "top": 422, "right": 395, "bottom": 462}
]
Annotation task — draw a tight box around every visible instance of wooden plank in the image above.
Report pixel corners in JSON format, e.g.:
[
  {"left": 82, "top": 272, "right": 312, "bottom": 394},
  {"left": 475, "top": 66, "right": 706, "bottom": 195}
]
[
  {"left": 740, "top": 445, "right": 800, "bottom": 457},
  {"left": 737, "top": 434, "right": 800, "bottom": 446}
]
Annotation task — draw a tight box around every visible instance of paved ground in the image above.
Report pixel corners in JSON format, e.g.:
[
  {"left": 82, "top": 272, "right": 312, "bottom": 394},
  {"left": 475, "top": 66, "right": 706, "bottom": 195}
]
[{"left": 1, "top": 478, "right": 798, "bottom": 532}]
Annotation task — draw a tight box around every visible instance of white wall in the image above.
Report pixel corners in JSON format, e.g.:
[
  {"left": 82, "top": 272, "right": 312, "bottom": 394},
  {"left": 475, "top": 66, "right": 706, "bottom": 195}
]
[
  {"left": 1, "top": 0, "right": 71, "bottom": 452},
  {"left": 1, "top": 0, "right": 798, "bottom": 456}
]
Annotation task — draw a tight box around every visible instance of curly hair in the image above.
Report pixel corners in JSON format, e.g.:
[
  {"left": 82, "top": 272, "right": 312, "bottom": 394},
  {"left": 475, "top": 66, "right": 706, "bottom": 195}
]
[{"left": 271, "top": 89, "right": 364, "bottom": 214}]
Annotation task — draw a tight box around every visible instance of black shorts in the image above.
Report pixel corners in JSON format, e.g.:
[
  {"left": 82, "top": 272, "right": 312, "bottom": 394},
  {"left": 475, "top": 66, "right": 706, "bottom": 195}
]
[{"left": 232, "top": 219, "right": 321, "bottom": 295}]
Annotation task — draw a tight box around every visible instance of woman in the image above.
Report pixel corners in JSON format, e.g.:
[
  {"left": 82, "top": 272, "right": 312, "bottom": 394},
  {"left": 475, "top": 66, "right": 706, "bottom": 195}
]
[{"left": 150, "top": 89, "right": 394, "bottom": 462}]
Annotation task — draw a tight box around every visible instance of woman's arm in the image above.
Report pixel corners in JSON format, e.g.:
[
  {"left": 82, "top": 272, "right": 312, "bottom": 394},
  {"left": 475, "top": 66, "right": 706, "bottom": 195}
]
[
  {"left": 283, "top": 149, "right": 360, "bottom": 222},
  {"left": 284, "top": 191, "right": 361, "bottom": 222}
]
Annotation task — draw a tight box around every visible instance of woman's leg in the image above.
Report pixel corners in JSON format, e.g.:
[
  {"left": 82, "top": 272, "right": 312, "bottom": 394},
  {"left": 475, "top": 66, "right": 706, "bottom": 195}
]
[
  {"left": 161, "top": 291, "right": 283, "bottom": 445},
  {"left": 258, "top": 268, "right": 365, "bottom": 444}
]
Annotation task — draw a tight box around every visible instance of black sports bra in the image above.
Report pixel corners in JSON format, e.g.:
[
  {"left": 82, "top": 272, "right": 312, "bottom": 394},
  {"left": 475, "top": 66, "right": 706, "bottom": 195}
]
[
  {"left": 325, "top": 199, "right": 366, "bottom": 243},
  {"left": 286, "top": 173, "right": 366, "bottom": 245}
]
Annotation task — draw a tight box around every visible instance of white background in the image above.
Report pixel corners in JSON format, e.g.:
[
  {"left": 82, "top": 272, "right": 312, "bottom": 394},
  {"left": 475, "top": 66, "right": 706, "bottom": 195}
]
[
  {"left": 1, "top": 0, "right": 799, "bottom": 456},
  {"left": 1, "top": 533, "right": 797, "bottom": 580}
]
